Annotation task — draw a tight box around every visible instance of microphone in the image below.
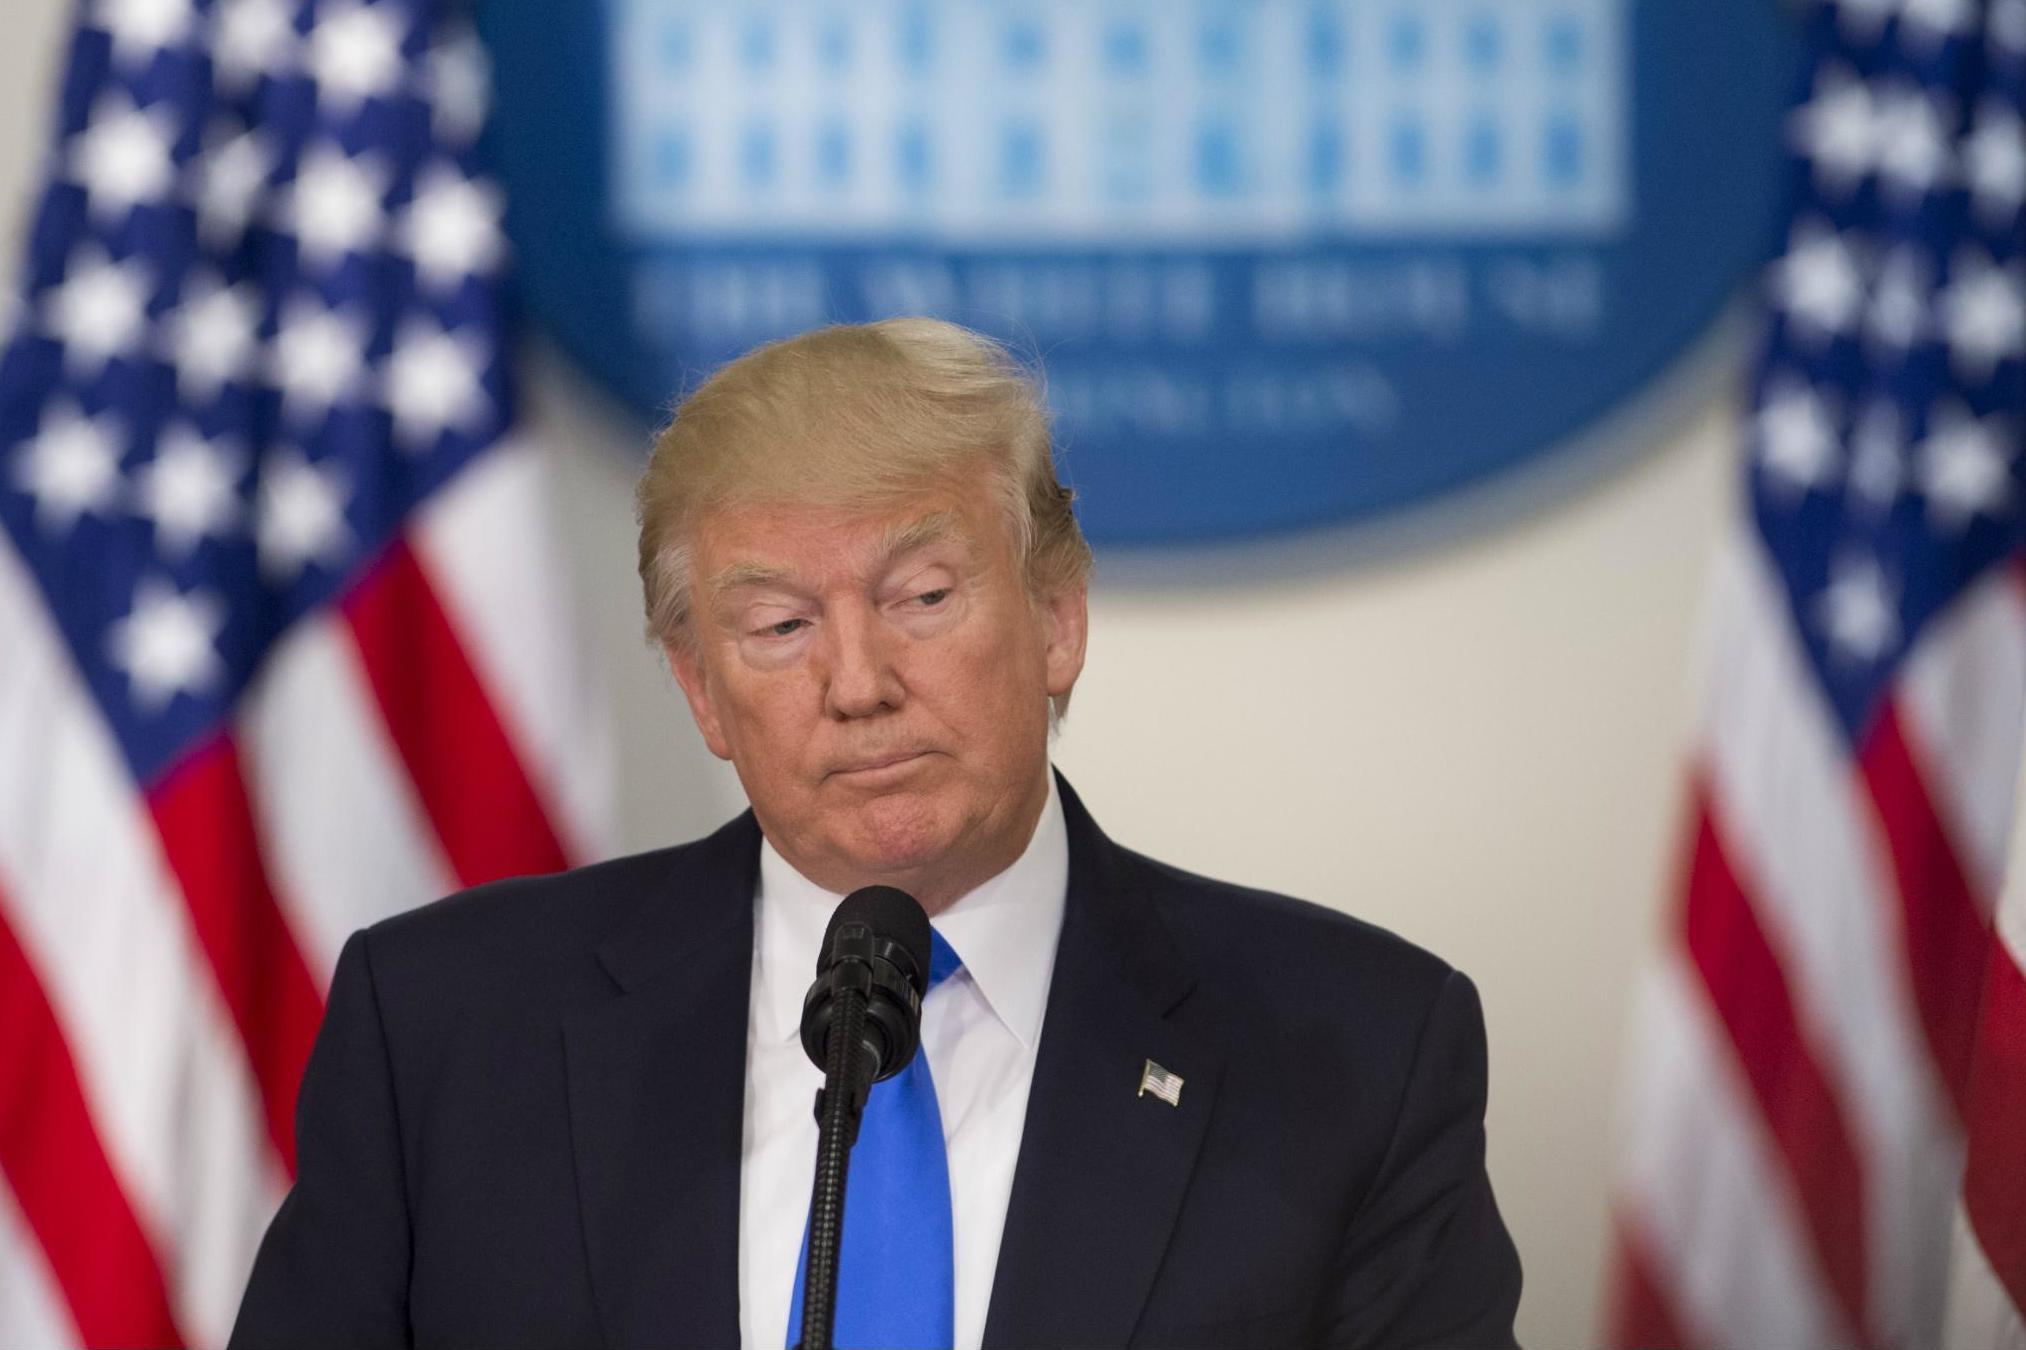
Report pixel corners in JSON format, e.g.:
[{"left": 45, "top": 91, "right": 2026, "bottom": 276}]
[
  {"left": 794, "top": 885, "right": 932, "bottom": 1350},
  {"left": 799, "top": 885, "right": 932, "bottom": 1094}
]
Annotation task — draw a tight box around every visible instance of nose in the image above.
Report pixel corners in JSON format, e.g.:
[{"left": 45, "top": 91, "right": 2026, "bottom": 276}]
[{"left": 821, "top": 606, "right": 903, "bottom": 720}]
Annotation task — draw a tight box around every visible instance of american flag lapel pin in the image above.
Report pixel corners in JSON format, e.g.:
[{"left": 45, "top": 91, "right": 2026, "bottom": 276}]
[{"left": 1138, "top": 1059, "right": 1184, "bottom": 1107}]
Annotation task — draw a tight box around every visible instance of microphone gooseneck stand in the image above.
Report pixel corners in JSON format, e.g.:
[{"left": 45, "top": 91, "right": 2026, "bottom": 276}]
[
  {"left": 794, "top": 887, "right": 930, "bottom": 1350},
  {"left": 800, "top": 986, "right": 870, "bottom": 1350}
]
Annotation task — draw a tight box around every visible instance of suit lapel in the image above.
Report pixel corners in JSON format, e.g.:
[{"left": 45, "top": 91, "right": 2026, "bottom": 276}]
[
  {"left": 564, "top": 814, "right": 760, "bottom": 1350},
  {"left": 982, "top": 781, "right": 1223, "bottom": 1350}
]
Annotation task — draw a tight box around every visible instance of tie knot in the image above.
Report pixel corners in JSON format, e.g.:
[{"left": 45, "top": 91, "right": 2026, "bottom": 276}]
[{"left": 927, "top": 928, "right": 962, "bottom": 989}]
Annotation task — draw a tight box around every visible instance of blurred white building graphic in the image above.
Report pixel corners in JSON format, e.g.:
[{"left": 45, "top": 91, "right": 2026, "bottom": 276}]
[{"left": 609, "top": 0, "right": 1629, "bottom": 242}]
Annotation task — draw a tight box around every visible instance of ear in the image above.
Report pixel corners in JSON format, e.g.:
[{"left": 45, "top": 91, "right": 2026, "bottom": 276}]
[
  {"left": 1038, "top": 579, "right": 1088, "bottom": 701},
  {"left": 665, "top": 639, "right": 734, "bottom": 762}
]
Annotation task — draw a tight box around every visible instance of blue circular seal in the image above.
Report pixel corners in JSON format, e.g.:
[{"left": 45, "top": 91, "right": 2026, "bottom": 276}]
[{"left": 478, "top": 1, "right": 1800, "bottom": 546}]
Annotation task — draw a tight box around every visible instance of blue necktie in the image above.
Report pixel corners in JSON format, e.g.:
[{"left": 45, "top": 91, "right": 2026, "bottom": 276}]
[{"left": 788, "top": 929, "right": 962, "bottom": 1349}]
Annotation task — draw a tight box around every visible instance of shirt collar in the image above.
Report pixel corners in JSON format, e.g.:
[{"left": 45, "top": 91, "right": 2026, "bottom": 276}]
[{"left": 753, "top": 774, "right": 1069, "bottom": 1051}]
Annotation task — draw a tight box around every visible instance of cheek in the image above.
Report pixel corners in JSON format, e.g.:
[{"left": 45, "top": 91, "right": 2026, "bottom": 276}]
[
  {"left": 930, "top": 626, "right": 1051, "bottom": 735},
  {"left": 716, "top": 674, "right": 817, "bottom": 762},
  {"left": 984, "top": 614, "right": 1053, "bottom": 694}
]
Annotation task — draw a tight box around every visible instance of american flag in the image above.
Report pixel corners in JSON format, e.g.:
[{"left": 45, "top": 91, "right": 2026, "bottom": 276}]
[
  {"left": 0, "top": 0, "right": 609, "bottom": 1345},
  {"left": 1608, "top": 0, "right": 2026, "bottom": 1346},
  {"left": 1137, "top": 1058, "right": 1184, "bottom": 1108}
]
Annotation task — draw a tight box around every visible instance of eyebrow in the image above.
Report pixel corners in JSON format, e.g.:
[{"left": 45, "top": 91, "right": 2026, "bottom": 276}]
[
  {"left": 875, "top": 511, "right": 970, "bottom": 571},
  {"left": 704, "top": 511, "right": 975, "bottom": 607}
]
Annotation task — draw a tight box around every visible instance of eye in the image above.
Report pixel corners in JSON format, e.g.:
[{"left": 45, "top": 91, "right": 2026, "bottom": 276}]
[
  {"left": 757, "top": 617, "right": 808, "bottom": 638},
  {"left": 914, "top": 588, "right": 951, "bottom": 608}
]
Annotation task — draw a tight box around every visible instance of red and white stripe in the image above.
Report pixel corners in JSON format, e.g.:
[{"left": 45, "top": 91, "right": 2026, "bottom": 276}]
[
  {"left": 413, "top": 438, "right": 615, "bottom": 864},
  {"left": 0, "top": 1183, "right": 73, "bottom": 1350},
  {"left": 0, "top": 444, "right": 604, "bottom": 1347},
  {"left": 1613, "top": 952, "right": 1844, "bottom": 1350},
  {"left": 1609, "top": 536, "right": 2026, "bottom": 1348},
  {"left": 1946, "top": 753, "right": 2026, "bottom": 1350}
]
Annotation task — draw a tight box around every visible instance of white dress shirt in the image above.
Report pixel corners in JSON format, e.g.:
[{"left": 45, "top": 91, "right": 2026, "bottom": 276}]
[{"left": 738, "top": 776, "right": 1070, "bottom": 1350}]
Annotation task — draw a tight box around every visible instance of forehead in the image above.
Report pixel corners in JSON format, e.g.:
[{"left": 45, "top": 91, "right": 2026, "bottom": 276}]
[{"left": 691, "top": 482, "right": 1008, "bottom": 591}]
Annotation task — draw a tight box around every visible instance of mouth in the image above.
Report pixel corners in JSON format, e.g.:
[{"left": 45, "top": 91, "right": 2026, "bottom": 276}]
[{"left": 829, "top": 751, "right": 933, "bottom": 782}]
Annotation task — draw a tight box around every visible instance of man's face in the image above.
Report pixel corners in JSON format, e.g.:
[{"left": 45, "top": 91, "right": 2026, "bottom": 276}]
[{"left": 667, "top": 473, "right": 1087, "bottom": 909}]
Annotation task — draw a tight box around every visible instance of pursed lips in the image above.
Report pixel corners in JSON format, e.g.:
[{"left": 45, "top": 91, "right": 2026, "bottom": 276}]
[{"left": 827, "top": 750, "right": 933, "bottom": 778}]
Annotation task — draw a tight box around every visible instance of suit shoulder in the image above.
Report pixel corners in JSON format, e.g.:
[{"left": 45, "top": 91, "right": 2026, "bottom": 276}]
[
  {"left": 367, "top": 846, "right": 678, "bottom": 957},
  {"left": 1116, "top": 848, "right": 1485, "bottom": 1123},
  {"left": 357, "top": 815, "right": 754, "bottom": 1001},
  {"left": 1124, "top": 848, "right": 1459, "bottom": 1011}
]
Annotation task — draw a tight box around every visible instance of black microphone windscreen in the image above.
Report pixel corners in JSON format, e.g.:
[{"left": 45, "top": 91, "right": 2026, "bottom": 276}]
[{"left": 823, "top": 885, "right": 931, "bottom": 992}]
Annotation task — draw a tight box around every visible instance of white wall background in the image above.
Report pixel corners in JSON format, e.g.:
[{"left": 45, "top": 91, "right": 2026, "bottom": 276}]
[{"left": 0, "top": 6, "right": 1741, "bottom": 1345}]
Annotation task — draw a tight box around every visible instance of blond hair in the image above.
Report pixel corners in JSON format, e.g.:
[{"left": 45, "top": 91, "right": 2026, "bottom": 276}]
[{"left": 635, "top": 318, "right": 1092, "bottom": 650}]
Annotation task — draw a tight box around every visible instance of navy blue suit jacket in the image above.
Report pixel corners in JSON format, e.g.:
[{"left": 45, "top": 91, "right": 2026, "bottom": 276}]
[{"left": 232, "top": 778, "right": 1521, "bottom": 1348}]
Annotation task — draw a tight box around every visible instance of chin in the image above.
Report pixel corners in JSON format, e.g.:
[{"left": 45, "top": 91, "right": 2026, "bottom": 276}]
[{"left": 840, "top": 793, "right": 960, "bottom": 878}]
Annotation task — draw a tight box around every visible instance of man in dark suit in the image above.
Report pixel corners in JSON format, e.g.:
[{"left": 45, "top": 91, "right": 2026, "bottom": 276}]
[{"left": 232, "top": 319, "right": 1521, "bottom": 1349}]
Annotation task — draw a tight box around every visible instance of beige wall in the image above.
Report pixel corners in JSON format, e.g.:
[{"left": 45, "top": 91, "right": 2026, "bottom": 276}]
[{"left": 0, "top": 6, "right": 1738, "bottom": 1344}]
